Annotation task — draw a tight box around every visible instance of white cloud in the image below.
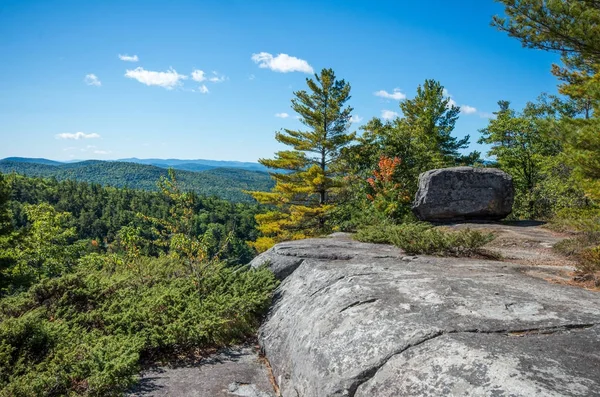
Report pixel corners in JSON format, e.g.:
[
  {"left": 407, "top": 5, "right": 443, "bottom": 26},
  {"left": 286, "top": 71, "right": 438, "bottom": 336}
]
[
  {"left": 350, "top": 115, "right": 363, "bottom": 124},
  {"left": 443, "top": 88, "right": 477, "bottom": 115},
  {"left": 56, "top": 132, "right": 101, "bottom": 140},
  {"left": 199, "top": 84, "right": 209, "bottom": 94},
  {"left": 84, "top": 74, "right": 101, "bottom": 86},
  {"left": 124, "top": 67, "right": 187, "bottom": 89},
  {"left": 461, "top": 105, "right": 477, "bottom": 115},
  {"left": 118, "top": 54, "right": 139, "bottom": 62},
  {"left": 381, "top": 110, "right": 399, "bottom": 120},
  {"left": 251, "top": 52, "right": 314, "bottom": 73},
  {"left": 191, "top": 69, "right": 206, "bottom": 82},
  {"left": 275, "top": 112, "right": 289, "bottom": 118},
  {"left": 374, "top": 88, "right": 405, "bottom": 101},
  {"left": 93, "top": 150, "right": 111, "bottom": 155},
  {"left": 208, "top": 71, "right": 226, "bottom": 83}
]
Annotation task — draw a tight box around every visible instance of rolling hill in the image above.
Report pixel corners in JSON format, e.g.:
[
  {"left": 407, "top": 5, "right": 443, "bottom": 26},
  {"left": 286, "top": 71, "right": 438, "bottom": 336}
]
[
  {"left": 117, "top": 157, "right": 268, "bottom": 172},
  {"left": 0, "top": 159, "right": 273, "bottom": 202}
]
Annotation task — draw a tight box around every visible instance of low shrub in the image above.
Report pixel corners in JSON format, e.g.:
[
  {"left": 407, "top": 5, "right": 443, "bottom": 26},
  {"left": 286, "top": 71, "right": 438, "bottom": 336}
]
[
  {"left": 576, "top": 246, "right": 600, "bottom": 286},
  {"left": 0, "top": 255, "right": 278, "bottom": 396},
  {"left": 550, "top": 207, "right": 600, "bottom": 283},
  {"left": 355, "top": 223, "right": 495, "bottom": 256}
]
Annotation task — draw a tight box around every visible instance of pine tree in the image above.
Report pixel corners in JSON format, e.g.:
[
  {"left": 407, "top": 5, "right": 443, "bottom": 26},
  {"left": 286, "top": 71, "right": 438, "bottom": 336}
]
[
  {"left": 492, "top": 0, "right": 600, "bottom": 62},
  {"left": 249, "top": 68, "right": 354, "bottom": 251},
  {"left": 396, "top": 79, "right": 471, "bottom": 170},
  {"left": 493, "top": 0, "right": 600, "bottom": 199}
]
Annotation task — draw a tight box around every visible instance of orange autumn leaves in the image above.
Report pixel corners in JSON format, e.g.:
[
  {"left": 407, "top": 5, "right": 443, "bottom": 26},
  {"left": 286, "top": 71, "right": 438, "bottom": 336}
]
[{"left": 366, "top": 155, "right": 413, "bottom": 220}]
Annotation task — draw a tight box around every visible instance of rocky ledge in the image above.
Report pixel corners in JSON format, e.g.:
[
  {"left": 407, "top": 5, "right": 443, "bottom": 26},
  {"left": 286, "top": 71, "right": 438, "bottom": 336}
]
[{"left": 252, "top": 231, "right": 600, "bottom": 397}]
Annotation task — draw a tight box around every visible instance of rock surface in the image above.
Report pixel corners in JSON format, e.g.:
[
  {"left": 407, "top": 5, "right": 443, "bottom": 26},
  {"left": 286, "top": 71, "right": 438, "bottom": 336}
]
[
  {"left": 258, "top": 233, "right": 600, "bottom": 397},
  {"left": 128, "top": 346, "right": 276, "bottom": 397},
  {"left": 413, "top": 167, "right": 514, "bottom": 222}
]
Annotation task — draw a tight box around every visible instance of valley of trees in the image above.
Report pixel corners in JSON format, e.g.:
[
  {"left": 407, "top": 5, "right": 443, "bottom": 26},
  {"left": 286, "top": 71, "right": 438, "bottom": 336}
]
[
  {"left": 0, "top": 172, "right": 277, "bottom": 395},
  {"left": 1, "top": 0, "right": 600, "bottom": 395},
  {"left": 0, "top": 160, "right": 274, "bottom": 203}
]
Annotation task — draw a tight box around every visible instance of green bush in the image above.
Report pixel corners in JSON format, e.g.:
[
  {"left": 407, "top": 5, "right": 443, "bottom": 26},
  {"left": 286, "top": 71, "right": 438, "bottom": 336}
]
[
  {"left": 355, "top": 223, "right": 495, "bottom": 256},
  {"left": 550, "top": 208, "right": 600, "bottom": 283},
  {"left": 0, "top": 255, "right": 278, "bottom": 396}
]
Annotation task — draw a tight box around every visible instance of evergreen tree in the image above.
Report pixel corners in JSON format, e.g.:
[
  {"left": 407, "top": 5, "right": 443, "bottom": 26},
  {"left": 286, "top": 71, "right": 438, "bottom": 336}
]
[
  {"left": 492, "top": 0, "right": 600, "bottom": 62},
  {"left": 249, "top": 68, "right": 354, "bottom": 251},
  {"left": 0, "top": 174, "right": 11, "bottom": 236},
  {"left": 396, "top": 79, "right": 470, "bottom": 169},
  {"left": 349, "top": 80, "right": 476, "bottom": 194},
  {"left": 494, "top": 0, "right": 600, "bottom": 200}
]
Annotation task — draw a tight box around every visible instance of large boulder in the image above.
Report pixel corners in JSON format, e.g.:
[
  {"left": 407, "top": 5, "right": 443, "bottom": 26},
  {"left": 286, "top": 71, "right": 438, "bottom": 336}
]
[
  {"left": 412, "top": 167, "right": 514, "bottom": 222},
  {"left": 258, "top": 234, "right": 600, "bottom": 397}
]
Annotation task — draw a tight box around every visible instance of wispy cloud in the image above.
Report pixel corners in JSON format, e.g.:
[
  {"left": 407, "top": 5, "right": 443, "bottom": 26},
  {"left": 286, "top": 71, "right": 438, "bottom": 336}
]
[
  {"left": 381, "top": 110, "right": 399, "bottom": 120},
  {"left": 249, "top": 74, "right": 256, "bottom": 80},
  {"left": 191, "top": 69, "right": 206, "bottom": 82},
  {"left": 374, "top": 88, "right": 405, "bottom": 101},
  {"left": 84, "top": 74, "right": 101, "bottom": 86},
  {"left": 118, "top": 54, "right": 139, "bottom": 62},
  {"left": 275, "top": 112, "right": 289, "bottom": 118},
  {"left": 93, "top": 150, "right": 111, "bottom": 155},
  {"left": 56, "top": 132, "right": 101, "bottom": 140},
  {"left": 198, "top": 85, "right": 209, "bottom": 94},
  {"left": 461, "top": 105, "right": 477, "bottom": 115},
  {"left": 251, "top": 52, "right": 314, "bottom": 73},
  {"left": 125, "top": 67, "right": 187, "bottom": 89},
  {"left": 443, "top": 88, "right": 478, "bottom": 115},
  {"left": 208, "top": 71, "right": 226, "bottom": 83},
  {"left": 350, "top": 115, "right": 363, "bottom": 124}
]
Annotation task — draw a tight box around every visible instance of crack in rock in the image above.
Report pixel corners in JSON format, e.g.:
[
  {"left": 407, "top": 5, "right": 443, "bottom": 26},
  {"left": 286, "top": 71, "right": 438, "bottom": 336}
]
[
  {"left": 309, "top": 276, "right": 345, "bottom": 297},
  {"left": 339, "top": 299, "right": 378, "bottom": 313},
  {"left": 345, "top": 323, "right": 598, "bottom": 397}
]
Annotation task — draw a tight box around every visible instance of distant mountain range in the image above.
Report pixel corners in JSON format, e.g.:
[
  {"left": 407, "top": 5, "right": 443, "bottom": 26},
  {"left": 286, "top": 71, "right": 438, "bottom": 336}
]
[
  {"left": 117, "top": 157, "right": 269, "bottom": 172},
  {"left": 3, "top": 157, "right": 268, "bottom": 172},
  {"left": 0, "top": 157, "right": 273, "bottom": 202}
]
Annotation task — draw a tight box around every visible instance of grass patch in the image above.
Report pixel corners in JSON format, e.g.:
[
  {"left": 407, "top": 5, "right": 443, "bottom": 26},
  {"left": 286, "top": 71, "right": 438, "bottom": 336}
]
[
  {"left": 355, "top": 223, "right": 495, "bottom": 257},
  {"left": 0, "top": 255, "right": 278, "bottom": 397}
]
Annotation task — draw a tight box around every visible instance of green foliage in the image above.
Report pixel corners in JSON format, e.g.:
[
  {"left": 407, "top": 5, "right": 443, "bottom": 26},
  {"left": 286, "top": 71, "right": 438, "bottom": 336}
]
[
  {"left": 551, "top": 208, "right": 600, "bottom": 283},
  {"left": 0, "top": 171, "right": 278, "bottom": 395},
  {"left": 396, "top": 79, "right": 473, "bottom": 168},
  {"left": 0, "top": 255, "right": 278, "bottom": 396},
  {"left": 478, "top": 96, "right": 590, "bottom": 219},
  {"left": 249, "top": 68, "right": 355, "bottom": 250},
  {"left": 0, "top": 160, "right": 273, "bottom": 203},
  {"left": 577, "top": 246, "right": 600, "bottom": 286},
  {"left": 355, "top": 222, "right": 495, "bottom": 256},
  {"left": 4, "top": 174, "right": 261, "bottom": 266},
  {"left": 492, "top": 0, "right": 600, "bottom": 62},
  {"left": 365, "top": 155, "right": 413, "bottom": 221},
  {"left": 493, "top": 0, "right": 600, "bottom": 204},
  {"left": 338, "top": 80, "right": 479, "bottom": 228},
  {"left": 0, "top": 174, "right": 10, "bottom": 236}
]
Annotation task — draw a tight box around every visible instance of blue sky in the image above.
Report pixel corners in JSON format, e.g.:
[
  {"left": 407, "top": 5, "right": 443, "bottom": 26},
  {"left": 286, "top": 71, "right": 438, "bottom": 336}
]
[{"left": 0, "top": 0, "right": 561, "bottom": 162}]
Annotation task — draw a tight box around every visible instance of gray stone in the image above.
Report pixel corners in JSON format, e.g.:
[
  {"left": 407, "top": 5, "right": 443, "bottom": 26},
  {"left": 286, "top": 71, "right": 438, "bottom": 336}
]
[
  {"left": 249, "top": 235, "right": 404, "bottom": 280},
  {"left": 412, "top": 167, "right": 514, "bottom": 222},
  {"left": 128, "top": 346, "right": 276, "bottom": 397},
  {"left": 258, "top": 235, "right": 600, "bottom": 397}
]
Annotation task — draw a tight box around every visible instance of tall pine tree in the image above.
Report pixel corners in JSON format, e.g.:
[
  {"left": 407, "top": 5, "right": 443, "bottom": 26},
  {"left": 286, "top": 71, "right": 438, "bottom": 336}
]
[
  {"left": 493, "top": 0, "right": 600, "bottom": 199},
  {"left": 249, "top": 68, "right": 354, "bottom": 251}
]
